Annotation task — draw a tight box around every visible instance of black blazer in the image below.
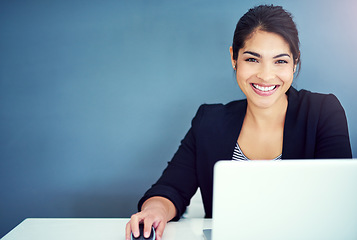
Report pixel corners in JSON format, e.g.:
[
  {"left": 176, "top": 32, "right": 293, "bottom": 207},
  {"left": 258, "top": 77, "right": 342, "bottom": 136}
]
[{"left": 138, "top": 87, "right": 352, "bottom": 220}]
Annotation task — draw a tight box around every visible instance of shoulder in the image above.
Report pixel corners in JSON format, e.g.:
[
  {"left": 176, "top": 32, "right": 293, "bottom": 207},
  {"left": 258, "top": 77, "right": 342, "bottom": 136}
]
[
  {"left": 283, "top": 88, "right": 351, "bottom": 159},
  {"left": 196, "top": 99, "right": 247, "bottom": 116},
  {"left": 287, "top": 87, "right": 344, "bottom": 115},
  {"left": 286, "top": 87, "right": 348, "bottom": 136},
  {"left": 288, "top": 87, "right": 341, "bottom": 104},
  {"left": 191, "top": 99, "right": 247, "bottom": 131}
]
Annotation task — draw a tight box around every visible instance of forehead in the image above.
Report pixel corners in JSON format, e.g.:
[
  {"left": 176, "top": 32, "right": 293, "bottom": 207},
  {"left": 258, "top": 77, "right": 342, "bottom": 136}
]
[{"left": 240, "top": 30, "right": 291, "bottom": 55}]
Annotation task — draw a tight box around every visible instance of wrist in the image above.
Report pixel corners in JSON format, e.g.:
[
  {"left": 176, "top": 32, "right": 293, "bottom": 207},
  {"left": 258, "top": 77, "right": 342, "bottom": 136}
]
[{"left": 142, "top": 196, "right": 176, "bottom": 221}]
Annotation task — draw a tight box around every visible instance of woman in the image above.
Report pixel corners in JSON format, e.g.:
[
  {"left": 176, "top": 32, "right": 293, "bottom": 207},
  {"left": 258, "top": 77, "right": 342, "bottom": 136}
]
[{"left": 125, "top": 4, "right": 352, "bottom": 240}]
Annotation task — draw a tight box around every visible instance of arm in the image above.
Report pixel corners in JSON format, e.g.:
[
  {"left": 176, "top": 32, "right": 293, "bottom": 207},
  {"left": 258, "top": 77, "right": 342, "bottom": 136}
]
[
  {"left": 137, "top": 104, "right": 207, "bottom": 219},
  {"left": 126, "top": 105, "right": 206, "bottom": 239},
  {"left": 315, "top": 94, "right": 352, "bottom": 158}
]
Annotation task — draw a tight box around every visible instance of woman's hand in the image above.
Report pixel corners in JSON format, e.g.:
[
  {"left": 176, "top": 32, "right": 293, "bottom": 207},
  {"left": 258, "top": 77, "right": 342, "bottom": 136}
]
[{"left": 125, "top": 196, "right": 176, "bottom": 240}]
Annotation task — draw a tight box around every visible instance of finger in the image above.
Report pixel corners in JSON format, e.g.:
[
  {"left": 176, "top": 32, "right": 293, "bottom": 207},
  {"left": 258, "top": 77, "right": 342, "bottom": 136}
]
[
  {"left": 143, "top": 219, "right": 154, "bottom": 238},
  {"left": 155, "top": 221, "right": 166, "bottom": 240},
  {"left": 130, "top": 214, "right": 143, "bottom": 238},
  {"left": 125, "top": 221, "right": 132, "bottom": 240},
  {"left": 143, "top": 226, "right": 153, "bottom": 238}
]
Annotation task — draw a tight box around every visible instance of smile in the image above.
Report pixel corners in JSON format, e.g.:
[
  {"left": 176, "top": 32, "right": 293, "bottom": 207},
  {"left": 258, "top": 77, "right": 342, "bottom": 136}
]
[
  {"left": 252, "top": 84, "right": 277, "bottom": 92},
  {"left": 251, "top": 83, "right": 279, "bottom": 96}
]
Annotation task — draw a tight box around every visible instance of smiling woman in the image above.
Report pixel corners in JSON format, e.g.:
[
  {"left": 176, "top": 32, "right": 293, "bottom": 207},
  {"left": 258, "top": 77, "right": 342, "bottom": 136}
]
[
  {"left": 232, "top": 30, "right": 295, "bottom": 160},
  {"left": 233, "top": 31, "right": 294, "bottom": 108},
  {"left": 125, "top": 4, "right": 352, "bottom": 240}
]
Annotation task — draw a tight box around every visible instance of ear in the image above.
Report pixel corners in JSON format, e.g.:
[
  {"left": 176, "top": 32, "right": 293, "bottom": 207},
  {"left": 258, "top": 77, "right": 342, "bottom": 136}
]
[
  {"left": 293, "top": 52, "right": 300, "bottom": 73},
  {"left": 229, "top": 46, "right": 236, "bottom": 70}
]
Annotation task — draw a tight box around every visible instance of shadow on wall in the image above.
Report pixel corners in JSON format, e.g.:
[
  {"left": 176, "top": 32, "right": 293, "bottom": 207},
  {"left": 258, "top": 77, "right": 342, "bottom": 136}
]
[{"left": 72, "top": 193, "right": 139, "bottom": 217}]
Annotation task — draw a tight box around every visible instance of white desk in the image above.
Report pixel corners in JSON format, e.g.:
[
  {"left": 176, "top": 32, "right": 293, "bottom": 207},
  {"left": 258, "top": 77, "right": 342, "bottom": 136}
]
[{"left": 1, "top": 218, "right": 212, "bottom": 240}]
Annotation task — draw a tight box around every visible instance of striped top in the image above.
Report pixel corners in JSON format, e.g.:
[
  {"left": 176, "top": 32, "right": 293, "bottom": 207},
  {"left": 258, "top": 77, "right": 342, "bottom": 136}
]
[{"left": 232, "top": 142, "right": 282, "bottom": 161}]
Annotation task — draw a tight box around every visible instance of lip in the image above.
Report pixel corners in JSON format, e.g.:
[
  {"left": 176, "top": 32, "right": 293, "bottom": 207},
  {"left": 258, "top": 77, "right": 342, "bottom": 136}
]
[{"left": 250, "top": 83, "right": 280, "bottom": 96}]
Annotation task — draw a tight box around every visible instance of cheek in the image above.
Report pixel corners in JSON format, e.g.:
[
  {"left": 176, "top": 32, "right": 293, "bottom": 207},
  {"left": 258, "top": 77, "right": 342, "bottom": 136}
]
[
  {"left": 236, "top": 64, "right": 255, "bottom": 82},
  {"left": 236, "top": 71, "right": 250, "bottom": 87},
  {"left": 277, "top": 68, "right": 294, "bottom": 83}
]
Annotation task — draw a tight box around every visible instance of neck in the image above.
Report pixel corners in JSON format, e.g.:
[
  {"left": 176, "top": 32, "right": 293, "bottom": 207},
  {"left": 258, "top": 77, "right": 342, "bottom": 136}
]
[{"left": 245, "top": 96, "right": 288, "bottom": 128}]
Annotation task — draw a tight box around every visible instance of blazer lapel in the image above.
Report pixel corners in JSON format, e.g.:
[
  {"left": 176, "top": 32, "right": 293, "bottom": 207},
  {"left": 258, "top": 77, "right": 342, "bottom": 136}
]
[{"left": 219, "top": 100, "right": 247, "bottom": 160}]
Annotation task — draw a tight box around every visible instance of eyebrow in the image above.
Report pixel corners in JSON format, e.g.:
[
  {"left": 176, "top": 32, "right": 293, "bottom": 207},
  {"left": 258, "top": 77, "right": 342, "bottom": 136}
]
[
  {"left": 273, "top": 53, "right": 291, "bottom": 59},
  {"left": 243, "top": 51, "right": 261, "bottom": 58},
  {"left": 243, "top": 51, "right": 291, "bottom": 58}
]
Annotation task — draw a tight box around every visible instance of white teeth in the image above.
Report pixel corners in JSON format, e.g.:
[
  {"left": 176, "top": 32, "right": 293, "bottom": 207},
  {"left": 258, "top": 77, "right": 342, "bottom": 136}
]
[{"left": 253, "top": 84, "right": 276, "bottom": 91}]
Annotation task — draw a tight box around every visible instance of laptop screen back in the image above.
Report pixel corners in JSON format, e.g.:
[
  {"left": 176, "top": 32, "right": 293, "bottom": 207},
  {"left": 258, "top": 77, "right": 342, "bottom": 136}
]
[{"left": 212, "top": 160, "right": 357, "bottom": 240}]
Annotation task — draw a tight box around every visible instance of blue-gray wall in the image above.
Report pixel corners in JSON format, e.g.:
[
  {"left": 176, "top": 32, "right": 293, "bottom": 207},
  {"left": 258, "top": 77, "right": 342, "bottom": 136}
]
[{"left": 1, "top": 0, "right": 356, "bottom": 237}]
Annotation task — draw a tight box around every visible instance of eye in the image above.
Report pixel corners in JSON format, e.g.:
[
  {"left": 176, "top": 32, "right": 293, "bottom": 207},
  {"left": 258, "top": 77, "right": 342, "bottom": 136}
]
[
  {"left": 245, "top": 58, "right": 258, "bottom": 63},
  {"left": 275, "top": 59, "right": 288, "bottom": 64}
]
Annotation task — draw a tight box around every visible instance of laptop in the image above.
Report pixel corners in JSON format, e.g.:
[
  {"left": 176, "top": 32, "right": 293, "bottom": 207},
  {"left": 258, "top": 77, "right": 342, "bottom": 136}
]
[{"left": 204, "top": 160, "right": 357, "bottom": 240}]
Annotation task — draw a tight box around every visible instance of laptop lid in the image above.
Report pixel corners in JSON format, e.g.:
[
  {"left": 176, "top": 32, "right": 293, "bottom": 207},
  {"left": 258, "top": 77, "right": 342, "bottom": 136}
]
[{"left": 211, "top": 160, "right": 357, "bottom": 240}]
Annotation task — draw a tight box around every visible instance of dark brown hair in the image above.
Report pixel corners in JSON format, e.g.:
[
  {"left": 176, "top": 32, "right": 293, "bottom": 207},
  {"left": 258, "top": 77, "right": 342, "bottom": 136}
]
[{"left": 232, "top": 5, "right": 301, "bottom": 75}]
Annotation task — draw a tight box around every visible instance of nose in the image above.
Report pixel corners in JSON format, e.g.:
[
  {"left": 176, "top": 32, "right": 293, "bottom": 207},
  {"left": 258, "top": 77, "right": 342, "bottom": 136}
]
[{"left": 256, "top": 63, "right": 275, "bottom": 81}]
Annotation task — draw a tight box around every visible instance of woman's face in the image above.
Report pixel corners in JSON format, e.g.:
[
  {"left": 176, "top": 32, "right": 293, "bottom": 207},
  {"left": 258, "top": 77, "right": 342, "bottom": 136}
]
[{"left": 230, "top": 30, "right": 296, "bottom": 110}]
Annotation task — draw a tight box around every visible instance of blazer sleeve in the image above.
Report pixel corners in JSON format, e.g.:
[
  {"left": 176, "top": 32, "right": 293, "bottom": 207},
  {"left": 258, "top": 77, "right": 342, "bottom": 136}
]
[
  {"left": 137, "top": 105, "right": 206, "bottom": 221},
  {"left": 315, "top": 94, "right": 352, "bottom": 158}
]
